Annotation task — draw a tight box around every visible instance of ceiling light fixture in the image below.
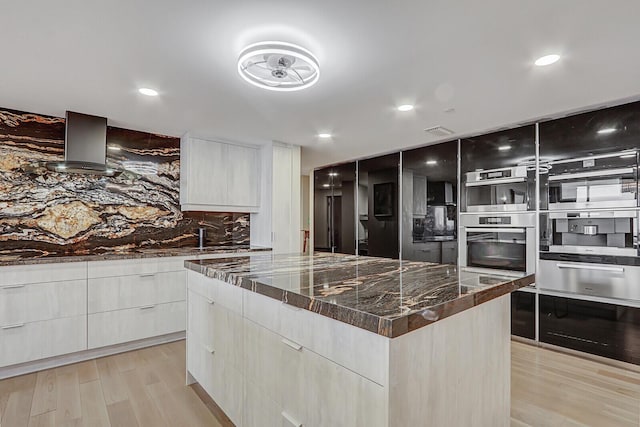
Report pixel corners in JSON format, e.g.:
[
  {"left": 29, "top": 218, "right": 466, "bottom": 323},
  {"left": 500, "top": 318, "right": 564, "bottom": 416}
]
[
  {"left": 498, "top": 145, "right": 512, "bottom": 151},
  {"left": 426, "top": 160, "right": 438, "bottom": 165},
  {"left": 397, "top": 104, "right": 414, "bottom": 112},
  {"left": 534, "top": 54, "right": 560, "bottom": 66},
  {"left": 138, "top": 88, "right": 159, "bottom": 96},
  {"left": 238, "top": 41, "right": 320, "bottom": 91},
  {"left": 318, "top": 133, "right": 332, "bottom": 139},
  {"left": 597, "top": 127, "right": 617, "bottom": 134}
]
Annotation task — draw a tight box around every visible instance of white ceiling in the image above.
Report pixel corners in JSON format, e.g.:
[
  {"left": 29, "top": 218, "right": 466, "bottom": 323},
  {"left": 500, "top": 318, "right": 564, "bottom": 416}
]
[{"left": 2, "top": 1, "right": 640, "bottom": 173}]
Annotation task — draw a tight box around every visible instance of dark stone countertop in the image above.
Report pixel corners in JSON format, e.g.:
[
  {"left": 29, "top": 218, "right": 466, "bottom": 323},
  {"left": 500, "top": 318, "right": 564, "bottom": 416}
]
[
  {"left": 0, "top": 245, "right": 271, "bottom": 267},
  {"left": 185, "top": 253, "right": 534, "bottom": 338}
]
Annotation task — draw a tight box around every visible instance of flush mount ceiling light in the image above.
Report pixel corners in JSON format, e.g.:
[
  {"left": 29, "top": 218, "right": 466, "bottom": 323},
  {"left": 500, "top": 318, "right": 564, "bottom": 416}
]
[
  {"left": 138, "top": 87, "right": 159, "bottom": 96},
  {"left": 397, "top": 104, "right": 414, "bottom": 112},
  {"left": 238, "top": 41, "right": 320, "bottom": 91},
  {"left": 597, "top": 127, "right": 617, "bottom": 134},
  {"left": 318, "top": 133, "right": 332, "bottom": 139},
  {"left": 534, "top": 54, "right": 560, "bottom": 66}
]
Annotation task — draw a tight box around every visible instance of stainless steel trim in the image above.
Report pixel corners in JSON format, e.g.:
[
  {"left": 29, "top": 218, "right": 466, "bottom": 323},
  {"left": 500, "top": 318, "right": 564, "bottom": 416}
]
[
  {"left": 548, "top": 167, "right": 635, "bottom": 181},
  {"left": 548, "top": 200, "right": 638, "bottom": 210},
  {"left": 582, "top": 225, "right": 598, "bottom": 235},
  {"left": 548, "top": 210, "right": 637, "bottom": 219},
  {"left": 460, "top": 212, "right": 536, "bottom": 227},
  {"left": 466, "top": 203, "right": 528, "bottom": 213},
  {"left": 550, "top": 150, "right": 638, "bottom": 165},
  {"left": 465, "top": 177, "right": 526, "bottom": 187},
  {"left": 548, "top": 245, "right": 638, "bottom": 257},
  {"left": 556, "top": 263, "right": 624, "bottom": 273},
  {"left": 464, "top": 227, "right": 526, "bottom": 233}
]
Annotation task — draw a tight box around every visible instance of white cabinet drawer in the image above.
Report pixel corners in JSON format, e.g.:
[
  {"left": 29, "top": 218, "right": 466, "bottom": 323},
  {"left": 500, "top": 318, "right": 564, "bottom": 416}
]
[
  {"left": 0, "top": 316, "right": 87, "bottom": 367},
  {"left": 0, "top": 279, "right": 86, "bottom": 326},
  {"left": 88, "top": 271, "right": 185, "bottom": 313},
  {"left": 88, "top": 301, "right": 185, "bottom": 348},
  {"left": 187, "top": 290, "right": 243, "bottom": 370},
  {"left": 88, "top": 257, "right": 187, "bottom": 279},
  {"left": 243, "top": 290, "right": 389, "bottom": 385},
  {"left": 243, "top": 319, "right": 385, "bottom": 427},
  {"left": 0, "top": 262, "right": 86, "bottom": 286},
  {"left": 186, "top": 270, "right": 242, "bottom": 315}
]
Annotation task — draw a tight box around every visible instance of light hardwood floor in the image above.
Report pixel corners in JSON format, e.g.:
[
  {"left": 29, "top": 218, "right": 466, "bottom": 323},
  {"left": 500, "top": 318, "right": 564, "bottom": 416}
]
[{"left": 1, "top": 340, "right": 639, "bottom": 426}]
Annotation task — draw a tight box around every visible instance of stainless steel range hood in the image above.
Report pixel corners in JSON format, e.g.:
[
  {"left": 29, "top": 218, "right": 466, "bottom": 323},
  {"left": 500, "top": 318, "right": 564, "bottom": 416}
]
[{"left": 46, "top": 111, "right": 120, "bottom": 177}]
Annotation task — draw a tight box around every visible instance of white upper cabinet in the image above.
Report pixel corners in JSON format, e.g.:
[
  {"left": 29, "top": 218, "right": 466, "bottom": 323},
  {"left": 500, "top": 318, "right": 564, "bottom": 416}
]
[{"left": 180, "top": 136, "right": 260, "bottom": 212}]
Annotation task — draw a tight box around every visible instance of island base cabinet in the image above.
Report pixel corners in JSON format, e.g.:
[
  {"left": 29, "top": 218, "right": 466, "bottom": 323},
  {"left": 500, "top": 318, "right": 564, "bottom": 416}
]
[
  {"left": 242, "top": 319, "right": 386, "bottom": 427},
  {"left": 0, "top": 316, "right": 86, "bottom": 367}
]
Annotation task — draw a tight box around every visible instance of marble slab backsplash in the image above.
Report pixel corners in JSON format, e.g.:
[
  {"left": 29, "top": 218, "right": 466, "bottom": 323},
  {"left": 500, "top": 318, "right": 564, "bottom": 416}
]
[{"left": 0, "top": 107, "right": 249, "bottom": 257}]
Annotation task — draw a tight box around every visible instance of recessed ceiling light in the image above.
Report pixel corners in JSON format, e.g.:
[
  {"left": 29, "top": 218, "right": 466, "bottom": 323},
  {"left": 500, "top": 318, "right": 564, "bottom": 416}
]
[
  {"left": 425, "top": 160, "right": 437, "bottom": 165},
  {"left": 138, "top": 88, "right": 159, "bottom": 96},
  {"left": 397, "top": 104, "right": 414, "bottom": 112},
  {"left": 322, "top": 183, "right": 330, "bottom": 188},
  {"left": 597, "top": 127, "right": 617, "bottom": 134},
  {"left": 534, "top": 54, "right": 560, "bottom": 66},
  {"left": 318, "top": 133, "right": 332, "bottom": 139},
  {"left": 238, "top": 41, "right": 320, "bottom": 92},
  {"left": 498, "top": 145, "right": 512, "bottom": 151}
]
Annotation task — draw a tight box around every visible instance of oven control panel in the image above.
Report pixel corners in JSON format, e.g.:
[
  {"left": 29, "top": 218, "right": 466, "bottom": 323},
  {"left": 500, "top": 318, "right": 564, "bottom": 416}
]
[{"left": 479, "top": 216, "right": 512, "bottom": 225}]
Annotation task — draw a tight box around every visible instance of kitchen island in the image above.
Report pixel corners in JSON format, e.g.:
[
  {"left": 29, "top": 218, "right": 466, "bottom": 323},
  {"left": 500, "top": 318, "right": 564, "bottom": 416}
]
[{"left": 184, "top": 253, "right": 534, "bottom": 427}]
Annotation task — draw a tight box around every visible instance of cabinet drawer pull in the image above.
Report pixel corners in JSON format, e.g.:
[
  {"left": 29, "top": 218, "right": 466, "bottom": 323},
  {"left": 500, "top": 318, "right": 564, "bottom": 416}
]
[
  {"left": 2, "top": 284, "right": 25, "bottom": 289},
  {"left": 139, "top": 274, "right": 156, "bottom": 278},
  {"left": 281, "top": 338, "right": 302, "bottom": 351},
  {"left": 556, "top": 263, "right": 625, "bottom": 273},
  {"left": 281, "top": 411, "right": 303, "bottom": 427},
  {"left": 139, "top": 305, "right": 156, "bottom": 310},
  {"left": 204, "top": 345, "right": 215, "bottom": 354},
  {"left": 2, "top": 323, "right": 25, "bottom": 330},
  {"left": 206, "top": 298, "right": 215, "bottom": 305}
]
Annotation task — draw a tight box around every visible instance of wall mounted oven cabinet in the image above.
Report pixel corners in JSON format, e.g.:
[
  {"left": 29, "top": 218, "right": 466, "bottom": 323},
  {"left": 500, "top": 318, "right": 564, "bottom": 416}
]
[
  {"left": 539, "top": 294, "right": 640, "bottom": 364},
  {"left": 459, "top": 212, "right": 536, "bottom": 275},
  {"left": 544, "top": 151, "right": 638, "bottom": 210},
  {"left": 464, "top": 166, "right": 533, "bottom": 212}
]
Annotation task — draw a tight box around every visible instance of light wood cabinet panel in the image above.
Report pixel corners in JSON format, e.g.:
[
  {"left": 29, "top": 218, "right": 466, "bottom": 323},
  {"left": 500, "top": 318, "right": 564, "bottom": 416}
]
[
  {"left": 0, "top": 316, "right": 86, "bottom": 367},
  {"left": 88, "top": 301, "right": 185, "bottom": 349},
  {"left": 0, "top": 279, "right": 86, "bottom": 326},
  {"left": 180, "top": 136, "right": 261, "bottom": 212},
  {"left": 186, "top": 270, "right": 243, "bottom": 315},
  {"left": 88, "top": 271, "right": 185, "bottom": 313},
  {"left": 0, "top": 262, "right": 86, "bottom": 286},
  {"left": 87, "top": 257, "right": 186, "bottom": 279}
]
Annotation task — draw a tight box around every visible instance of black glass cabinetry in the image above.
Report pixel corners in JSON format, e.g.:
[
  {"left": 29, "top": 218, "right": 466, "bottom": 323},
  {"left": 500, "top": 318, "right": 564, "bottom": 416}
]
[
  {"left": 401, "top": 141, "right": 458, "bottom": 263},
  {"left": 539, "top": 294, "right": 640, "bottom": 364},
  {"left": 313, "top": 162, "right": 357, "bottom": 254},
  {"left": 511, "top": 291, "right": 535, "bottom": 340},
  {"left": 358, "top": 154, "right": 400, "bottom": 258},
  {"left": 539, "top": 101, "right": 640, "bottom": 210}
]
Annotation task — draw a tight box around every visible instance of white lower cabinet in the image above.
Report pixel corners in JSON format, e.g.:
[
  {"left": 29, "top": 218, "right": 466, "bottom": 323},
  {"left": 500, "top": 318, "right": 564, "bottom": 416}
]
[
  {"left": 88, "top": 301, "right": 185, "bottom": 348},
  {"left": 0, "top": 316, "right": 86, "bottom": 367}
]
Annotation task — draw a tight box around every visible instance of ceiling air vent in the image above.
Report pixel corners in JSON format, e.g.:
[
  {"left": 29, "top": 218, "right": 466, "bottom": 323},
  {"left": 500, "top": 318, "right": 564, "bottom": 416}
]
[{"left": 424, "top": 126, "right": 455, "bottom": 138}]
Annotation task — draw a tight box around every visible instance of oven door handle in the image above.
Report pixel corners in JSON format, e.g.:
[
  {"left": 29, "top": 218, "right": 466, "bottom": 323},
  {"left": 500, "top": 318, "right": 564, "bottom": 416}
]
[
  {"left": 465, "top": 177, "right": 526, "bottom": 187},
  {"left": 556, "top": 263, "right": 625, "bottom": 273},
  {"left": 548, "top": 167, "right": 635, "bottom": 181},
  {"left": 464, "top": 227, "right": 526, "bottom": 233}
]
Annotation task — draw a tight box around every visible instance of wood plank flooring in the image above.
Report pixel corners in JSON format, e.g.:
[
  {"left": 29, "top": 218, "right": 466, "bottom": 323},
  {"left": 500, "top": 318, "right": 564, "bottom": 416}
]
[{"left": 1, "top": 340, "right": 639, "bottom": 426}]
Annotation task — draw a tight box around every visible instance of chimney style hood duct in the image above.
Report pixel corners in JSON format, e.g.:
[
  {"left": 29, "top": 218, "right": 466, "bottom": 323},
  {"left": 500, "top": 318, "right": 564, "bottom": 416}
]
[{"left": 45, "top": 111, "right": 120, "bottom": 177}]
